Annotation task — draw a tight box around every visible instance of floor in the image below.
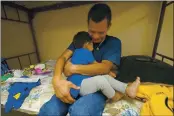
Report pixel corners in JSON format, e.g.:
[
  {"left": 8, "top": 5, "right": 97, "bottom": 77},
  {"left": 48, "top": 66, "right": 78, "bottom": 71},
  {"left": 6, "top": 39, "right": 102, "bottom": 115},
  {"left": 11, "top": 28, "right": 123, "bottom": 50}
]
[{"left": 1, "top": 105, "right": 37, "bottom": 116}]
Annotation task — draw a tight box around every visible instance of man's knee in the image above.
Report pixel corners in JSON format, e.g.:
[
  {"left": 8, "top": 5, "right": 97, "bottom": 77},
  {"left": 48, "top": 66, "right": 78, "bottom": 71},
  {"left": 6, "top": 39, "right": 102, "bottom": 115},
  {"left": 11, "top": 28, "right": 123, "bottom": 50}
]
[
  {"left": 69, "top": 103, "right": 90, "bottom": 116},
  {"left": 38, "top": 102, "right": 59, "bottom": 116},
  {"left": 69, "top": 93, "right": 106, "bottom": 116},
  {"left": 38, "top": 95, "right": 68, "bottom": 116},
  {"left": 69, "top": 101, "right": 103, "bottom": 116},
  {"left": 69, "top": 94, "right": 92, "bottom": 116}
]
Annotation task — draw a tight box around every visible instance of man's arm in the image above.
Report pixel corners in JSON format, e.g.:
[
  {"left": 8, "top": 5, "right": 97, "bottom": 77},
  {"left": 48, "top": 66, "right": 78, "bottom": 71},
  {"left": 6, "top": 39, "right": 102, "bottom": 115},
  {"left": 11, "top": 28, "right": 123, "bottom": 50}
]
[
  {"left": 52, "top": 49, "right": 79, "bottom": 104},
  {"left": 73, "top": 49, "right": 113, "bottom": 76},
  {"left": 82, "top": 60, "right": 117, "bottom": 77},
  {"left": 64, "top": 38, "right": 121, "bottom": 77},
  {"left": 53, "top": 49, "right": 73, "bottom": 79},
  {"left": 83, "top": 60, "right": 116, "bottom": 77},
  {"left": 65, "top": 60, "right": 113, "bottom": 76}
]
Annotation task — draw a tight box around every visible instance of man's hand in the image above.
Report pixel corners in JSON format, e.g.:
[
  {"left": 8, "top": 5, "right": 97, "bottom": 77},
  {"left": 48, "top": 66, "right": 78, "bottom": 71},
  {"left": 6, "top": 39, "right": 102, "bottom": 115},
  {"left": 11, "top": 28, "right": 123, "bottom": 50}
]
[
  {"left": 64, "top": 59, "right": 76, "bottom": 77},
  {"left": 108, "top": 71, "right": 117, "bottom": 78},
  {"left": 52, "top": 77, "right": 80, "bottom": 104}
]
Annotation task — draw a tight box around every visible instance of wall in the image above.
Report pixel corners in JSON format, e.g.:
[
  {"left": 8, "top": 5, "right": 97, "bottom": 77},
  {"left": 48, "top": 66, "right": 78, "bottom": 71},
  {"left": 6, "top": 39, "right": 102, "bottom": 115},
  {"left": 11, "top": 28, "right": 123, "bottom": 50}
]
[
  {"left": 156, "top": 3, "right": 173, "bottom": 65},
  {"left": 33, "top": 1, "right": 162, "bottom": 61},
  {"left": 1, "top": 5, "right": 37, "bottom": 69}
]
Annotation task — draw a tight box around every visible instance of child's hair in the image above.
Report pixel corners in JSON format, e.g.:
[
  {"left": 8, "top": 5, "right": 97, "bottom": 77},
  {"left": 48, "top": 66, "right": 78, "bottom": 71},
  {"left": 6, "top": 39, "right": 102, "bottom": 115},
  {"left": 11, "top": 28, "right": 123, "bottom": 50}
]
[{"left": 73, "top": 31, "right": 92, "bottom": 49}]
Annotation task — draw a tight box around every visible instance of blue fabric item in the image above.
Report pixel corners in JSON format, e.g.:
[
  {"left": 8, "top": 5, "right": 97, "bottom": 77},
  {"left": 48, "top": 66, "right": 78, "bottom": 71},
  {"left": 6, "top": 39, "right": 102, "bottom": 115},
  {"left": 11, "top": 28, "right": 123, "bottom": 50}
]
[
  {"left": 68, "top": 35, "right": 121, "bottom": 65},
  {"left": 38, "top": 92, "right": 106, "bottom": 116},
  {"left": 67, "top": 48, "right": 95, "bottom": 99},
  {"left": 1, "top": 58, "right": 6, "bottom": 62},
  {"left": 5, "top": 76, "right": 41, "bottom": 113},
  {"left": 21, "top": 76, "right": 29, "bottom": 78},
  {"left": 1, "top": 58, "right": 9, "bottom": 76}
]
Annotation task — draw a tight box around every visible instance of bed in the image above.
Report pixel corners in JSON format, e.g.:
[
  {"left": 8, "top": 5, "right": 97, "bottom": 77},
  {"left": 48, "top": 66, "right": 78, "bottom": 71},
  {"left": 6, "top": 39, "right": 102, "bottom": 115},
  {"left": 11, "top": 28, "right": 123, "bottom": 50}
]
[
  {"left": 1, "top": 1, "right": 173, "bottom": 116},
  {"left": 1, "top": 60, "right": 143, "bottom": 116},
  {"left": 1, "top": 55, "right": 173, "bottom": 116}
]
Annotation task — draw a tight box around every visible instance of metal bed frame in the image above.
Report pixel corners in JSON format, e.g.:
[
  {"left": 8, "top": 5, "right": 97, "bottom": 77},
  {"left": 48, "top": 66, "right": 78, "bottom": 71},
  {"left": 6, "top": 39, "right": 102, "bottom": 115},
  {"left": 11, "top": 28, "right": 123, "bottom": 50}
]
[
  {"left": 151, "top": 1, "right": 174, "bottom": 66},
  {"left": 5, "top": 52, "right": 37, "bottom": 69},
  {"left": 1, "top": 1, "right": 173, "bottom": 116},
  {"left": 1, "top": 1, "right": 173, "bottom": 69}
]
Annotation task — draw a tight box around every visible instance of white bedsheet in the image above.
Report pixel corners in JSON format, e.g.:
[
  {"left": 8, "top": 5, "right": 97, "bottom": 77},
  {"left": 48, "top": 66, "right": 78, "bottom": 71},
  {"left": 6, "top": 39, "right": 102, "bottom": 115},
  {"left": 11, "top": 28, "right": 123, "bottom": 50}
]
[
  {"left": 1, "top": 60, "right": 143, "bottom": 116},
  {"left": 1, "top": 76, "right": 143, "bottom": 116}
]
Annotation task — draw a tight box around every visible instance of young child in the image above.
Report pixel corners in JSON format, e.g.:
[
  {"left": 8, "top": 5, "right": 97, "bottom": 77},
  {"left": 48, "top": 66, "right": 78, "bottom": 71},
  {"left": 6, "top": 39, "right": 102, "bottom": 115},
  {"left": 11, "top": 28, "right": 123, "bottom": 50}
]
[{"left": 67, "top": 31, "right": 140, "bottom": 101}]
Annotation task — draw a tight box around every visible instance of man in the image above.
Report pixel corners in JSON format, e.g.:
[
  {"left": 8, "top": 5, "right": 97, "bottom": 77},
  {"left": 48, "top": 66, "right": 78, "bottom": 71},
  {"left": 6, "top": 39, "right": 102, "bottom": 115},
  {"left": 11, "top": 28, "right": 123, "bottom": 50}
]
[{"left": 38, "top": 3, "right": 122, "bottom": 116}]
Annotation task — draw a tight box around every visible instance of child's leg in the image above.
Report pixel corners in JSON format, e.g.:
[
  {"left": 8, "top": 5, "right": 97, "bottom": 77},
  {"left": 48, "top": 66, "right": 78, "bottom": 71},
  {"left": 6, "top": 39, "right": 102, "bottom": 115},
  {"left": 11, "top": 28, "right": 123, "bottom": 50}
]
[
  {"left": 79, "top": 76, "right": 116, "bottom": 99},
  {"left": 104, "top": 75, "right": 128, "bottom": 93},
  {"left": 104, "top": 75, "right": 140, "bottom": 98}
]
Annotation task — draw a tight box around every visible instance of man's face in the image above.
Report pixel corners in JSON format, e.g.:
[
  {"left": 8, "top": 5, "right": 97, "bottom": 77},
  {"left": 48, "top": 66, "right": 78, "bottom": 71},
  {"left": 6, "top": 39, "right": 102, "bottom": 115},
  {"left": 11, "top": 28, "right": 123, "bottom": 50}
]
[{"left": 88, "top": 18, "right": 109, "bottom": 43}]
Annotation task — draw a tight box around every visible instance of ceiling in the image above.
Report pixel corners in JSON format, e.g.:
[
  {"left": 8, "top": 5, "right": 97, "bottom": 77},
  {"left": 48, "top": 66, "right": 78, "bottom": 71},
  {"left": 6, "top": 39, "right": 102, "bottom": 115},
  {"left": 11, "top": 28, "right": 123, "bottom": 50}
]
[
  {"left": 13, "top": 1, "right": 65, "bottom": 9},
  {"left": 2, "top": 1, "right": 100, "bottom": 12}
]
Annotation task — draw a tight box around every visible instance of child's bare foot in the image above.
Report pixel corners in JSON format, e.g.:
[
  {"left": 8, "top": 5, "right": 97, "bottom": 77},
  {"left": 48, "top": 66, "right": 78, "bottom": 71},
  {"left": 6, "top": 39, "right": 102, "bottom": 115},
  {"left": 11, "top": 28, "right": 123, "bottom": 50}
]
[{"left": 126, "top": 77, "right": 140, "bottom": 98}]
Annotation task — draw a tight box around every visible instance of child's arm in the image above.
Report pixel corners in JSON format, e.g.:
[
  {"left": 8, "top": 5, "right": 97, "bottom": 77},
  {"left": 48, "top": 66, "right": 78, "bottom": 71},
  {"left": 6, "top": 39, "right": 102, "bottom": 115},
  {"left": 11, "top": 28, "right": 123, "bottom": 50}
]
[{"left": 108, "top": 71, "right": 117, "bottom": 78}]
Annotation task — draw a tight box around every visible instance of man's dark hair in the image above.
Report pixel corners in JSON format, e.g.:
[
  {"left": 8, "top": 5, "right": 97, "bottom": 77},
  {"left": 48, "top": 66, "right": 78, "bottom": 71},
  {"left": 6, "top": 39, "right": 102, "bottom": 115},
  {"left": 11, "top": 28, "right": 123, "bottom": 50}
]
[
  {"left": 73, "top": 31, "right": 92, "bottom": 49},
  {"left": 88, "top": 3, "right": 112, "bottom": 25}
]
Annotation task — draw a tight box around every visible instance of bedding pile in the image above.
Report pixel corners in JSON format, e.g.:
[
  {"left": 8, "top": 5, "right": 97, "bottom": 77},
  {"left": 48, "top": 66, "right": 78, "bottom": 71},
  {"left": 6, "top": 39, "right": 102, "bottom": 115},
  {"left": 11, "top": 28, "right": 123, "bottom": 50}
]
[
  {"left": 1, "top": 60, "right": 173, "bottom": 116},
  {"left": 1, "top": 60, "right": 143, "bottom": 115}
]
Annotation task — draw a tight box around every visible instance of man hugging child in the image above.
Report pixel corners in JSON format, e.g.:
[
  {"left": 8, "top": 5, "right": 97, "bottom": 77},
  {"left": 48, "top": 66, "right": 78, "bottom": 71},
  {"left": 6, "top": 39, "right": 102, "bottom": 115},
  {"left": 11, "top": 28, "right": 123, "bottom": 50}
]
[{"left": 67, "top": 31, "right": 140, "bottom": 101}]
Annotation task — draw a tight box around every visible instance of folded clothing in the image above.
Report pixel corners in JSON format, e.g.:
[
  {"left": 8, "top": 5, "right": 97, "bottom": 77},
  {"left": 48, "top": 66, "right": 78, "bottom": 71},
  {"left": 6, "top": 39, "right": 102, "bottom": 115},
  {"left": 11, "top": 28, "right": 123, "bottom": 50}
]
[
  {"left": 13, "top": 70, "right": 23, "bottom": 78},
  {"left": 137, "top": 84, "right": 173, "bottom": 116},
  {"left": 5, "top": 76, "right": 41, "bottom": 113},
  {"left": 1, "top": 73, "right": 13, "bottom": 82},
  {"left": 1, "top": 58, "right": 10, "bottom": 76},
  {"left": 34, "top": 64, "right": 46, "bottom": 70},
  {"left": 6, "top": 76, "right": 40, "bottom": 83}
]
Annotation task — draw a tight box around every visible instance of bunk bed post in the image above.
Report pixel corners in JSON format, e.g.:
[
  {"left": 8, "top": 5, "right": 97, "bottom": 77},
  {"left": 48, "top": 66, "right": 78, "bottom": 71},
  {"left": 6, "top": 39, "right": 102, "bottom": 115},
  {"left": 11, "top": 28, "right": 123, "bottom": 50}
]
[
  {"left": 1, "top": 1, "right": 41, "bottom": 65},
  {"left": 28, "top": 11, "right": 41, "bottom": 63},
  {"left": 152, "top": 1, "right": 167, "bottom": 58}
]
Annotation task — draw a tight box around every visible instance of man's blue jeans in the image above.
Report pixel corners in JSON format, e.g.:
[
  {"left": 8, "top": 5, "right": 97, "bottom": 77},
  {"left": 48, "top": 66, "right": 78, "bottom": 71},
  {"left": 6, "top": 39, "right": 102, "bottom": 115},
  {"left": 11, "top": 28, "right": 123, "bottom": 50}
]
[{"left": 38, "top": 92, "right": 107, "bottom": 116}]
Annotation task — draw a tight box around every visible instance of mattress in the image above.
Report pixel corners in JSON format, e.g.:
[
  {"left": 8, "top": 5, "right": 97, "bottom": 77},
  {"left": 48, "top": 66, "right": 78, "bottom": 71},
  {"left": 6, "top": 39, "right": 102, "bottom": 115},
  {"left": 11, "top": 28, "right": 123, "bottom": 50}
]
[{"left": 1, "top": 60, "right": 143, "bottom": 116}]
